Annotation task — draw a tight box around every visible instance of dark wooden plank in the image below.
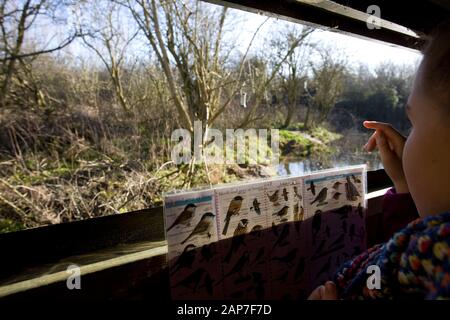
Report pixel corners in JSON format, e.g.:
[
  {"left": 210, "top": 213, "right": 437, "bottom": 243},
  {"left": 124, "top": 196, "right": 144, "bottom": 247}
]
[{"left": 202, "top": 0, "right": 427, "bottom": 50}]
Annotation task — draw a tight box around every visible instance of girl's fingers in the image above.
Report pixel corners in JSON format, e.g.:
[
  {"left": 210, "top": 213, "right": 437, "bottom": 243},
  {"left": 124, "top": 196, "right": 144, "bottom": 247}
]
[
  {"left": 308, "top": 285, "right": 324, "bottom": 300},
  {"left": 363, "top": 121, "right": 405, "bottom": 156},
  {"left": 364, "top": 131, "right": 377, "bottom": 152},
  {"left": 322, "top": 281, "right": 338, "bottom": 300}
]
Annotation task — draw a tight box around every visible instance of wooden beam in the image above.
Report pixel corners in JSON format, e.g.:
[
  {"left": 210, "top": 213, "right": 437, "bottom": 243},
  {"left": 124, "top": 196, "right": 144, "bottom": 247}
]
[{"left": 201, "top": 0, "right": 427, "bottom": 50}]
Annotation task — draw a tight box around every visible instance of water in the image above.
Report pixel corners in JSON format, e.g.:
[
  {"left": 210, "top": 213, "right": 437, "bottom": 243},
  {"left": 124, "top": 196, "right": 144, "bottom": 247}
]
[{"left": 276, "top": 153, "right": 383, "bottom": 176}]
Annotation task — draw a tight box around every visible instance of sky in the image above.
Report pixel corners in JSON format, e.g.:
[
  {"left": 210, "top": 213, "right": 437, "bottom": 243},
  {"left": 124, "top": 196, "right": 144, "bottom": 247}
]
[
  {"left": 27, "top": 0, "right": 422, "bottom": 72},
  {"left": 233, "top": 8, "right": 422, "bottom": 72}
]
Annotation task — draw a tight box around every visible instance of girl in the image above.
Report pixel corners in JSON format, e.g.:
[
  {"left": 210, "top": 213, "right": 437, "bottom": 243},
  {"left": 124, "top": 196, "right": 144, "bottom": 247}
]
[{"left": 309, "top": 20, "right": 450, "bottom": 300}]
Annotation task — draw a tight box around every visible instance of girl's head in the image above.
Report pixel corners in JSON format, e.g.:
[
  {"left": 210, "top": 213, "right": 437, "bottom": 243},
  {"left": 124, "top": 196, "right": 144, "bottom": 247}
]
[{"left": 404, "top": 20, "right": 450, "bottom": 216}]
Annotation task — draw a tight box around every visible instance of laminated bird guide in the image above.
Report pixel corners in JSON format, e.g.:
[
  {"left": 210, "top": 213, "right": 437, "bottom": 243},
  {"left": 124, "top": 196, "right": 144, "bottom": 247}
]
[{"left": 163, "top": 165, "right": 367, "bottom": 299}]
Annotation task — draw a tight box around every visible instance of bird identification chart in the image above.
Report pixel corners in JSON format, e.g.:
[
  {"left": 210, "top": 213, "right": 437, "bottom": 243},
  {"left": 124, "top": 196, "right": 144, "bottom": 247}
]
[{"left": 164, "top": 165, "right": 367, "bottom": 299}]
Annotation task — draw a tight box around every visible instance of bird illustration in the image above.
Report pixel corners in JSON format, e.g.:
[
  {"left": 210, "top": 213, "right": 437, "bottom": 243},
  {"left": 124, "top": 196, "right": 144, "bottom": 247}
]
[
  {"left": 181, "top": 212, "right": 215, "bottom": 244},
  {"left": 333, "top": 204, "right": 352, "bottom": 220},
  {"left": 330, "top": 233, "right": 345, "bottom": 247},
  {"left": 310, "top": 187, "right": 328, "bottom": 205},
  {"left": 332, "top": 181, "right": 342, "bottom": 190},
  {"left": 345, "top": 176, "right": 360, "bottom": 201},
  {"left": 170, "top": 244, "right": 196, "bottom": 275},
  {"left": 217, "top": 251, "right": 250, "bottom": 284},
  {"left": 312, "top": 210, "right": 322, "bottom": 245},
  {"left": 349, "top": 223, "right": 356, "bottom": 241},
  {"left": 357, "top": 202, "right": 364, "bottom": 218},
  {"left": 272, "top": 222, "right": 279, "bottom": 237},
  {"left": 223, "top": 233, "right": 246, "bottom": 263},
  {"left": 202, "top": 272, "right": 214, "bottom": 296},
  {"left": 332, "top": 192, "right": 342, "bottom": 200},
  {"left": 222, "top": 196, "right": 243, "bottom": 236},
  {"left": 272, "top": 223, "right": 290, "bottom": 250},
  {"left": 325, "top": 225, "right": 331, "bottom": 238},
  {"left": 267, "top": 190, "right": 280, "bottom": 205},
  {"left": 294, "top": 257, "right": 306, "bottom": 281},
  {"left": 293, "top": 186, "right": 302, "bottom": 200},
  {"left": 251, "top": 247, "right": 265, "bottom": 266},
  {"left": 315, "top": 256, "right": 332, "bottom": 280},
  {"left": 293, "top": 202, "right": 304, "bottom": 222},
  {"left": 234, "top": 219, "right": 249, "bottom": 236},
  {"left": 200, "top": 243, "right": 216, "bottom": 262},
  {"left": 272, "top": 248, "right": 297, "bottom": 268},
  {"left": 166, "top": 203, "right": 197, "bottom": 232},
  {"left": 273, "top": 205, "right": 289, "bottom": 218},
  {"left": 280, "top": 218, "right": 289, "bottom": 224},
  {"left": 351, "top": 174, "right": 361, "bottom": 184},
  {"left": 307, "top": 181, "right": 316, "bottom": 195},
  {"left": 313, "top": 239, "right": 326, "bottom": 256},
  {"left": 250, "top": 224, "right": 263, "bottom": 238},
  {"left": 282, "top": 188, "right": 289, "bottom": 201},
  {"left": 250, "top": 198, "right": 261, "bottom": 215},
  {"left": 172, "top": 268, "right": 208, "bottom": 292}
]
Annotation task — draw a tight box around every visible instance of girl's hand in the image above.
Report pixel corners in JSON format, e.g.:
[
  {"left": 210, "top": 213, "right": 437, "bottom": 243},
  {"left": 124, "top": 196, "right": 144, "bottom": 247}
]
[
  {"left": 363, "top": 121, "right": 409, "bottom": 193},
  {"left": 308, "top": 281, "right": 338, "bottom": 300}
]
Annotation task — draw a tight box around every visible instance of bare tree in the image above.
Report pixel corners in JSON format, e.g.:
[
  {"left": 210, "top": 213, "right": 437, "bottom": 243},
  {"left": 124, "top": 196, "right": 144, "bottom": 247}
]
[
  {"left": 76, "top": 1, "right": 139, "bottom": 115},
  {"left": 0, "top": 0, "right": 78, "bottom": 108}
]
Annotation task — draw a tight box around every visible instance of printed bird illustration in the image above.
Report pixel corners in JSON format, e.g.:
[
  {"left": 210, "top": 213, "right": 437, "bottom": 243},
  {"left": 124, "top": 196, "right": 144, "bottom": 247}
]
[
  {"left": 234, "top": 218, "right": 249, "bottom": 236},
  {"left": 201, "top": 272, "right": 214, "bottom": 296},
  {"left": 251, "top": 272, "right": 265, "bottom": 300},
  {"left": 280, "top": 218, "right": 289, "bottom": 224},
  {"left": 250, "top": 198, "right": 261, "bottom": 215},
  {"left": 272, "top": 248, "right": 298, "bottom": 268},
  {"left": 251, "top": 247, "right": 265, "bottom": 266},
  {"left": 351, "top": 174, "right": 361, "bottom": 184},
  {"left": 217, "top": 251, "right": 250, "bottom": 284},
  {"left": 314, "top": 239, "right": 326, "bottom": 256},
  {"left": 293, "top": 186, "right": 302, "bottom": 200},
  {"left": 314, "top": 256, "right": 332, "bottom": 280},
  {"left": 250, "top": 224, "right": 263, "bottom": 237},
  {"left": 307, "top": 181, "right": 316, "bottom": 195},
  {"left": 282, "top": 188, "right": 289, "bottom": 201},
  {"left": 181, "top": 212, "right": 215, "bottom": 244},
  {"left": 223, "top": 234, "right": 246, "bottom": 264},
  {"left": 349, "top": 223, "right": 356, "bottom": 242},
  {"left": 272, "top": 223, "right": 290, "bottom": 250},
  {"left": 273, "top": 205, "right": 289, "bottom": 218},
  {"left": 357, "top": 202, "right": 364, "bottom": 218},
  {"left": 267, "top": 190, "right": 280, "bottom": 205},
  {"left": 330, "top": 233, "right": 345, "bottom": 247},
  {"left": 294, "top": 257, "right": 306, "bottom": 280},
  {"left": 310, "top": 187, "right": 328, "bottom": 205},
  {"left": 332, "top": 204, "right": 352, "bottom": 220},
  {"left": 293, "top": 203, "right": 304, "bottom": 222},
  {"left": 166, "top": 203, "right": 197, "bottom": 232},
  {"left": 222, "top": 196, "right": 243, "bottom": 236},
  {"left": 172, "top": 268, "right": 208, "bottom": 292},
  {"left": 312, "top": 210, "right": 322, "bottom": 245},
  {"left": 272, "top": 222, "right": 279, "bottom": 237},
  {"left": 200, "top": 243, "right": 216, "bottom": 262},
  {"left": 170, "top": 244, "right": 196, "bottom": 275},
  {"left": 332, "top": 181, "right": 342, "bottom": 190},
  {"left": 345, "top": 176, "right": 360, "bottom": 201},
  {"left": 332, "top": 192, "right": 342, "bottom": 200}
]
